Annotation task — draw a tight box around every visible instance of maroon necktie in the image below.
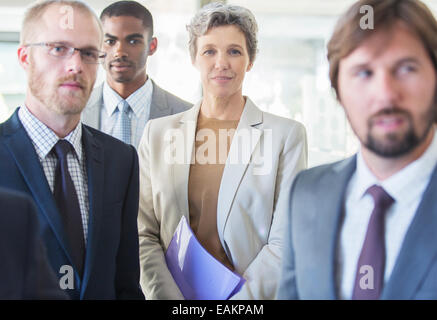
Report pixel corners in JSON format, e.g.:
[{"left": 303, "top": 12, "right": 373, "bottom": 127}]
[{"left": 352, "top": 185, "right": 394, "bottom": 300}]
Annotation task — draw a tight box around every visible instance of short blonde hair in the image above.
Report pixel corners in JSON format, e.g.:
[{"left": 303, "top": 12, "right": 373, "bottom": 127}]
[{"left": 20, "top": 0, "right": 102, "bottom": 45}]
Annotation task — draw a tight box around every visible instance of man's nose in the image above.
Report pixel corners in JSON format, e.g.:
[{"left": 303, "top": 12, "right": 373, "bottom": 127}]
[
  {"left": 372, "top": 71, "right": 401, "bottom": 108},
  {"left": 114, "top": 42, "right": 128, "bottom": 59},
  {"left": 65, "top": 49, "right": 83, "bottom": 73}
]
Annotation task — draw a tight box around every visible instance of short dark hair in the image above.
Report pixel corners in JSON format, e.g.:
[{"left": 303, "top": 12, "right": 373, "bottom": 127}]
[
  {"left": 100, "top": 1, "right": 154, "bottom": 36},
  {"left": 327, "top": 0, "right": 437, "bottom": 100}
]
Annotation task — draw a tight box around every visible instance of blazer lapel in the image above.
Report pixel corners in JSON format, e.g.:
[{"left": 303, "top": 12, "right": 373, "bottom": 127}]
[
  {"left": 149, "top": 81, "right": 171, "bottom": 120},
  {"left": 314, "top": 156, "right": 356, "bottom": 299},
  {"left": 172, "top": 102, "right": 200, "bottom": 219},
  {"left": 216, "top": 98, "right": 263, "bottom": 245},
  {"left": 2, "top": 111, "right": 76, "bottom": 269},
  {"left": 79, "top": 125, "right": 104, "bottom": 298},
  {"left": 381, "top": 163, "right": 437, "bottom": 299}
]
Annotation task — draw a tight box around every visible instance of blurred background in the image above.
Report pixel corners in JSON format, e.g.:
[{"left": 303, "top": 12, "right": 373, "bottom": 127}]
[{"left": 1, "top": 0, "right": 437, "bottom": 167}]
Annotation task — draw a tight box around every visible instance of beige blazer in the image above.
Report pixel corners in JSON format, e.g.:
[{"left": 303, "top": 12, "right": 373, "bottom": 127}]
[{"left": 138, "top": 97, "right": 307, "bottom": 299}]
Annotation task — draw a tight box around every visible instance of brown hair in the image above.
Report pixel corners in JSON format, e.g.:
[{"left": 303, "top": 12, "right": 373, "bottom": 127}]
[
  {"left": 20, "top": 0, "right": 102, "bottom": 45},
  {"left": 327, "top": 0, "right": 437, "bottom": 100}
]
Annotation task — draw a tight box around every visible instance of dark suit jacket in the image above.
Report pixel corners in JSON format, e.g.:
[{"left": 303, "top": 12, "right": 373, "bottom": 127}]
[
  {"left": 0, "top": 187, "right": 67, "bottom": 299},
  {"left": 278, "top": 155, "right": 437, "bottom": 299},
  {"left": 0, "top": 109, "right": 144, "bottom": 300}
]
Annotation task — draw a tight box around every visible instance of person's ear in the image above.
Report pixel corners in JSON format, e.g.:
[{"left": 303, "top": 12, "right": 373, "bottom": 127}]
[
  {"left": 148, "top": 37, "right": 158, "bottom": 56},
  {"left": 17, "top": 45, "right": 31, "bottom": 70},
  {"left": 192, "top": 55, "right": 198, "bottom": 69},
  {"left": 246, "top": 61, "right": 253, "bottom": 72}
]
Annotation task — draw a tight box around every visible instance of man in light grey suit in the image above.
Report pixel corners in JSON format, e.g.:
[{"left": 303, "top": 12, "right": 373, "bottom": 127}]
[
  {"left": 82, "top": 1, "right": 191, "bottom": 148},
  {"left": 278, "top": 0, "right": 437, "bottom": 300}
]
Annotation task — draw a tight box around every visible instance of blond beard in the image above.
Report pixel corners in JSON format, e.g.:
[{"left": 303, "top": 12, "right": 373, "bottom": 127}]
[{"left": 28, "top": 61, "right": 93, "bottom": 116}]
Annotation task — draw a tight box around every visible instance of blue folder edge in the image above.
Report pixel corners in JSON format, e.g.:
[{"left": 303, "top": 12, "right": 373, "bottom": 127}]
[{"left": 165, "top": 216, "right": 245, "bottom": 300}]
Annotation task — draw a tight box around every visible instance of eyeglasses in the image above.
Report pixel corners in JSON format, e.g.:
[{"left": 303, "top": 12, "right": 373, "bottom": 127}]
[{"left": 24, "top": 42, "right": 107, "bottom": 64}]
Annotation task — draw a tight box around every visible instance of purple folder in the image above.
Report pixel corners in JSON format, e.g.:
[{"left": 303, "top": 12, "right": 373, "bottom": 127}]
[{"left": 165, "top": 216, "right": 245, "bottom": 300}]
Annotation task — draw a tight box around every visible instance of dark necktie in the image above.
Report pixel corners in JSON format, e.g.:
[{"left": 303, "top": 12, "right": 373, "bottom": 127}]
[
  {"left": 352, "top": 185, "right": 394, "bottom": 300},
  {"left": 53, "top": 140, "right": 85, "bottom": 278}
]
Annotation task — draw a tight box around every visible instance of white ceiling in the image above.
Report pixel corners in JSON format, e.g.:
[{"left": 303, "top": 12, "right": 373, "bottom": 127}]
[
  {"left": 0, "top": 0, "right": 198, "bottom": 13},
  {"left": 3, "top": 0, "right": 437, "bottom": 14},
  {"left": 2, "top": 0, "right": 437, "bottom": 32}
]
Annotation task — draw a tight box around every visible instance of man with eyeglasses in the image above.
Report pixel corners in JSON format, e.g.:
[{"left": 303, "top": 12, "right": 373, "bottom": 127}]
[
  {"left": 0, "top": 0, "right": 144, "bottom": 300},
  {"left": 23, "top": 42, "right": 107, "bottom": 65}
]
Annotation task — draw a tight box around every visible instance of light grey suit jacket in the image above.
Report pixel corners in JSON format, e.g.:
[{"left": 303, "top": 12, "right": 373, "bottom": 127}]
[
  {"left": 138, "top": 98, "right": 308, "bottom": 300},
  {"left": 278, "top": 155, "right": 437, "bottom": 299},
  {"left": 81, "top": 79, "right": 192, "bottom": 131}
]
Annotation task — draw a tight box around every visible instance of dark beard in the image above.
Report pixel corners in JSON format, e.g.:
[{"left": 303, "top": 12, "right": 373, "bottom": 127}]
[
  {"left": 364, "top": 108, "right": 435, "bottom": 158},
  {"left": 365, "top": 128, "right": 421, "bottom": 158}
]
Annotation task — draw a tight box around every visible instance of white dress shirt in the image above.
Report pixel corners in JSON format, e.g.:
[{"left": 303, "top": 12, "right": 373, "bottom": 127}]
[
  {"left": 101, "top": 79, "right": 153, "bottom": 148},
  {"left": 336, "top": 130, "right": 437, "bottom": 299},
  {"left": 18, "top": 105, "right": 89, "bottom": 243}
]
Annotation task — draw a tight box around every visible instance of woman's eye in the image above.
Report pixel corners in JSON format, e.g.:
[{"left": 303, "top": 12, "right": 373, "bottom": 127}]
[
  {"left": 229, "top": 49, "right": 241, "bottom": 55},
  {"left": 203, "top": 49, "right": 215, "bottom": 55}
]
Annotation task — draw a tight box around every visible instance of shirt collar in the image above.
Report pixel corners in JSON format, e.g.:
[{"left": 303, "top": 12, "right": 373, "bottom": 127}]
[
  {"left": 18, "top": 105, "right": 83, "bottom": 161},
  {"left": 352, "top": 152, "right": 378, "bottom": 201},
  {"left": 102, "top": 78, "right": 153, "bottom": 117},
  {"left": 354, "top": 129, "right": 437, "bottom": 204}
]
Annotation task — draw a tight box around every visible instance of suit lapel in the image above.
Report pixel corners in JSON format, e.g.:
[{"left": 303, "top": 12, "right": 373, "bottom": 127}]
[
  {"left": 381, "top": 164, "right": 437, "bottom": 299},
  {"left": 315, "top": 156, "right": 356, "bottom": 299},
  {"left": 149, "top": 81, "right": 171, "bottom": 120},
  {"left": 2, "top": 111, "right": 75, "bottom": 269},
  {"left": 216, "top": 99, "right": 263, "bottom": 244},
  {"left": 172, "top": 103, "right": 200, "bottom": 219},
  {"left": 79, "top": 125, "right": 104, "bottom": 298},
  {"left": 85, "top": 81, "right": 171, "bottom": 126}
]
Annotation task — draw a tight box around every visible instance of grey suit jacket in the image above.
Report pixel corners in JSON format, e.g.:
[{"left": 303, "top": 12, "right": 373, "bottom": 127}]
[
  {"left": 81, "top": 79, "right": 192, "bottom": 130},
  {"left": 277, "top": 155, "right": 437, "bottom": 299}
]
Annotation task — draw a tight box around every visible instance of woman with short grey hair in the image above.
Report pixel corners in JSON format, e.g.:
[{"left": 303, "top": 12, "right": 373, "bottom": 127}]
[
  {"left": 187, "top": 2, "right": 258, "bottom": 64},
  {"left": 138, "top": 2, "right": 307, "bottom": 300}
]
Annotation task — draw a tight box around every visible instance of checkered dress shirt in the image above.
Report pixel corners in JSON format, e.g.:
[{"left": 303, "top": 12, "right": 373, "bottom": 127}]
[
  {"left": 18, "top": 106, "right": 89, "bottom": 244},
  {"left": 101, "top": 79, "right": 153, "bottom": 148}
]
